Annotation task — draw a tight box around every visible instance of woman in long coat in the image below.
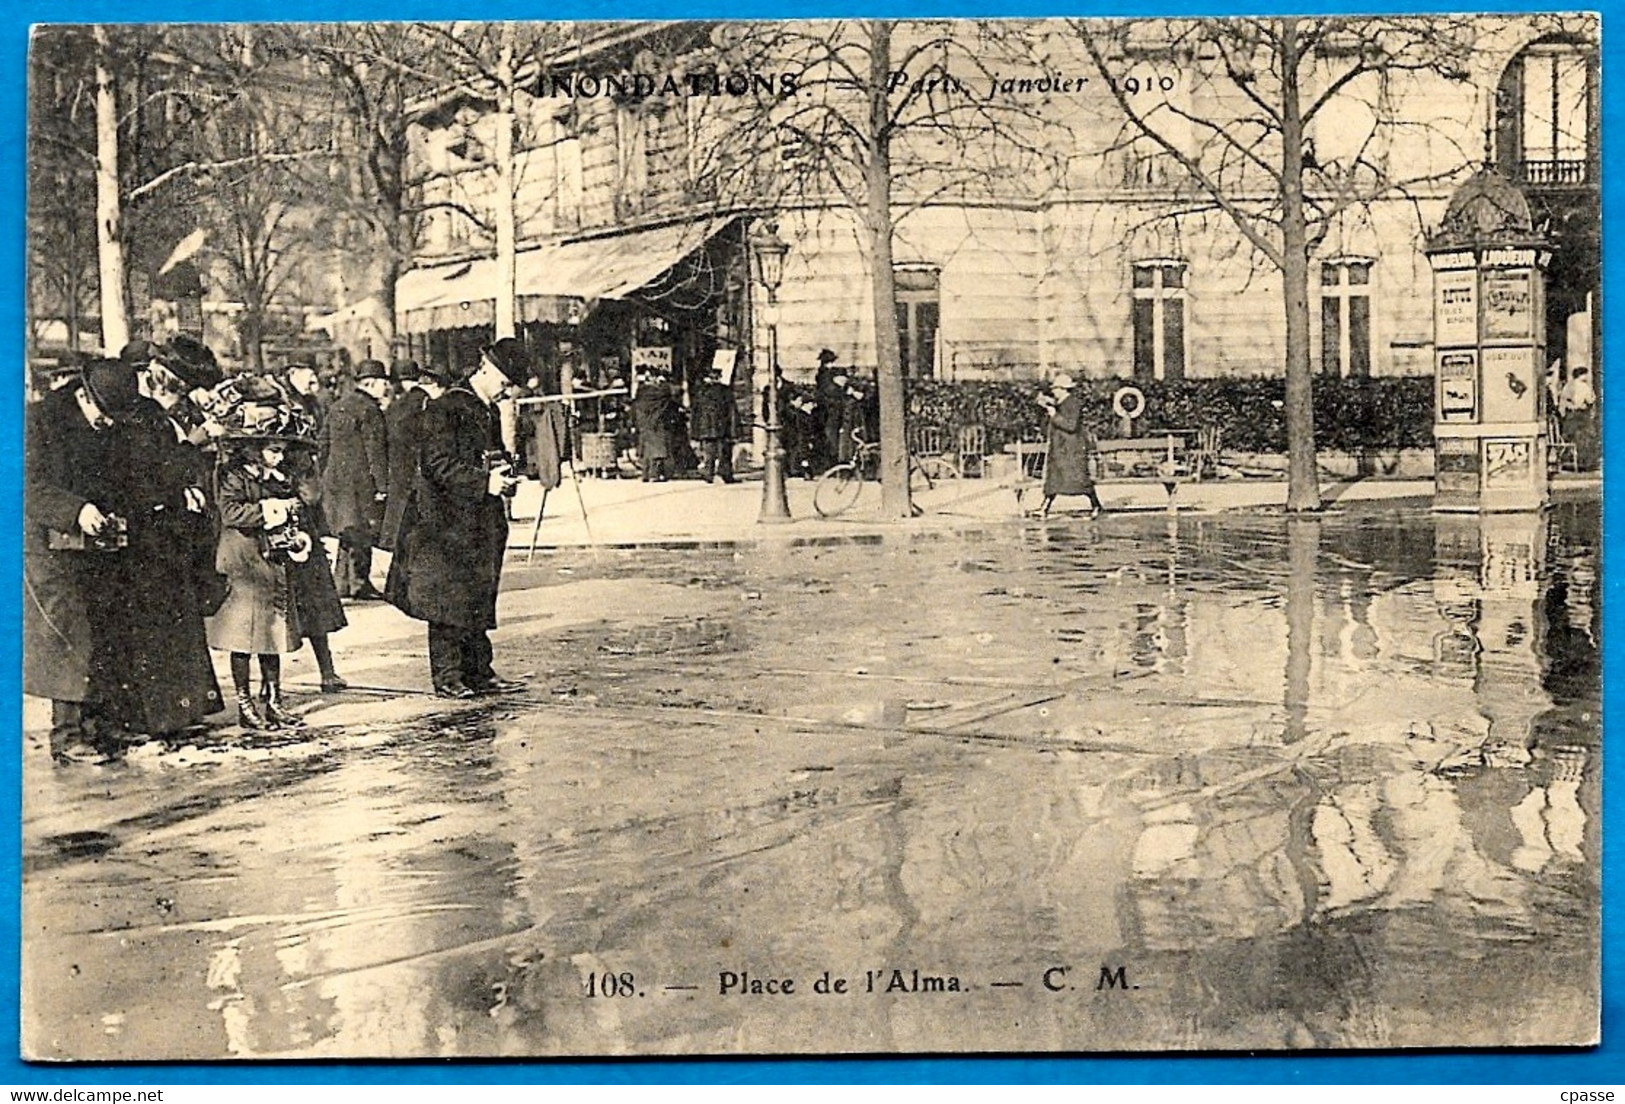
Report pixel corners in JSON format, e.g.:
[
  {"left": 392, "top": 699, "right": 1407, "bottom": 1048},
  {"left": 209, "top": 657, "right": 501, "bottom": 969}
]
[{"left": 1039, "top": 374, "right": 1104, "bottom": 519}]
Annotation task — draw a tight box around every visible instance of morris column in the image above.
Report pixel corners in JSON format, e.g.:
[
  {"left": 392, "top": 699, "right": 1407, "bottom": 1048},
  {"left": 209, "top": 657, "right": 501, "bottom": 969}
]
[{"left": 1425, "top": 166, "right": 1553, "bottom": 512}]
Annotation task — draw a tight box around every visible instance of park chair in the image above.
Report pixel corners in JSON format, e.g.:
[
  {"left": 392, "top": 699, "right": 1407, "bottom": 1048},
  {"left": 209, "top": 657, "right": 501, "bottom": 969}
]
[
  {"left": 1549, "top": 415, "right": 1579, "bottom": 473},
  {"left": 1192, "top": 425, "right": 1224, "bottom": 482},
  {"left": 957, "top": 423, "right": 988, "bottom": 478}
]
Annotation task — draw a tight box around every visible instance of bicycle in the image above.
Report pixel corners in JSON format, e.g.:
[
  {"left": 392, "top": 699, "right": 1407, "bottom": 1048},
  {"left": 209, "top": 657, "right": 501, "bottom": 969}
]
[{"left": 812, "top": 430, "right": 953, "bottom": 517}]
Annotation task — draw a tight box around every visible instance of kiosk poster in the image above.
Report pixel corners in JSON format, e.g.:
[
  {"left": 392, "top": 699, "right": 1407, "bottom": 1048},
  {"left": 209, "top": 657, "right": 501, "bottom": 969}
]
[
  {"left": 1438, "top": 351, "right": 1478, "bottom": 419},
  {"left": 1434, "top": 269, "right": 1479, "bottom": 346},
  {"left": 19, "top": 11, "right": 1601, "bottom": 1067},
  {"left": 1481, "top": 346, "right": 1538, "bottom": 423},
  {"left": 1483, "top": 270, "right": 1535, "bottom": 339}
]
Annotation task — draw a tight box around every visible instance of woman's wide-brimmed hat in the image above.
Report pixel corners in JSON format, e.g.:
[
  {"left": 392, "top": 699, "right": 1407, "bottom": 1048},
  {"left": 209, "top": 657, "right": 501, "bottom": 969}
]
[{"left": 204, "top": 373, "right": 317, "bottom": 446}]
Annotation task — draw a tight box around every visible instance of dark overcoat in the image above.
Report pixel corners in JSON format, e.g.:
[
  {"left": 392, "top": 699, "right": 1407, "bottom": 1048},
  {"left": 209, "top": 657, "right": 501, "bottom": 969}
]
[
  {"left": 629, "top": 381, "right": 675, "bottom": 462},
  {"left": 108, "top": 405, "right": 225, "bottom": 732},
  {"left": 1043, "top": 392, "right": 1098, "bottom": 497},
  {"left": 23, "top": 388, "right": 104, "bottom": 705},
  {"left": 690, "top": 380, "right": 738, "bottom": 441},
  {"left": 322, "top": 388, "right": 388, "bottom": 544},
  {"left": 379, "top": 387, "right": 430, "bottom": 552},
  {"left": 391, "top": 388, "right": 508, "bottom": 630},
  {"left": 25, "top": 387, "right": 222, "bottom": 731}
]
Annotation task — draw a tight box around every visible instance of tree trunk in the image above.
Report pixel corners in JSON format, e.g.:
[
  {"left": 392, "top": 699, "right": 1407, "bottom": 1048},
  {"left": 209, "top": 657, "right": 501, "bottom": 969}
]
[
  {"left": 1283, "top": 514, "right": 1319, "bottom": 744},
  {"left": 93, "top": 26, "right": 130, "bottom": 356},
  {"left": 1278, "top": 18, "right": 1321, "bottom": 512},
  {"left": 379, "top": 250, "right": 401, "bottom": 360},
  {"left": 494, "top": 27, "right": 518, "bottom": 342},
  {"left": 866, "top": 21, "right": 911, "bottom": 519}
]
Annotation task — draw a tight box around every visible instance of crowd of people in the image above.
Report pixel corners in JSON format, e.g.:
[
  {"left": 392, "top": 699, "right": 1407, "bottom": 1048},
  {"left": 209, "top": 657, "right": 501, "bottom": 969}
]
[
  {"left": 25, "top": 335, "right": 537, "bottom": 764},
  {"left": 764, "top": 347, "right": 881, "bottom": 480}
]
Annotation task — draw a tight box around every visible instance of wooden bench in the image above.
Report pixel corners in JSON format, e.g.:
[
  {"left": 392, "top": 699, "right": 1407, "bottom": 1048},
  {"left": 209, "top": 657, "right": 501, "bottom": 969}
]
[
  {"left": 1094, "top": 432, "right": 1192, "bottom": 486},
  {"left": 1005, "top": 433, "right": 1195, "bottom": 509}
]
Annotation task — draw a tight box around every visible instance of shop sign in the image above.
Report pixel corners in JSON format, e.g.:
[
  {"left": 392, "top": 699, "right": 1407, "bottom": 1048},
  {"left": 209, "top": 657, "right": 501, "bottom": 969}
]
[
  {"left": 713, "top": 347, "right": 738, "bottom": 385},
  {"left": 1434, "top": 270, "right": 1477, "bottom": 346},
  {"left": 632, "top": 346, "right": 673, "bottom": 373},
  {"left": 1483, "top": 271, "right": 1533, "bottom": 339}
]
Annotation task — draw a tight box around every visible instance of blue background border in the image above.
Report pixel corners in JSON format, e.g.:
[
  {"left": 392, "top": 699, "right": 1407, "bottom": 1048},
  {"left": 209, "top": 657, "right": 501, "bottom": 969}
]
[{"left": 0, "top": 0, "right": 1615, "bottom": 1085}]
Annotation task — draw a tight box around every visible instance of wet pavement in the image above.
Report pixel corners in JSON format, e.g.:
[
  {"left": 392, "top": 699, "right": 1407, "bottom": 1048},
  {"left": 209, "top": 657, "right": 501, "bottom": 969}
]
[{"left": 21, "top": 496, "right": 1600, "bottom": 1058}]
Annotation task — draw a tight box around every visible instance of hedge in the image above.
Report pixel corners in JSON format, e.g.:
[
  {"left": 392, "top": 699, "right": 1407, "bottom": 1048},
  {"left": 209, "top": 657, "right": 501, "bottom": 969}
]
[{"left": 781, "top": 377, "right": 1436, "bottom": 455}]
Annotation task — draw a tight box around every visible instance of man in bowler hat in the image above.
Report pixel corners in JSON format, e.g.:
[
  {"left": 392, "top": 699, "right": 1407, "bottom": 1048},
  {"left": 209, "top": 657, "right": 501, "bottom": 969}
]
[{"left": 323, "top": 358, "right": 391, "bottom": 599}]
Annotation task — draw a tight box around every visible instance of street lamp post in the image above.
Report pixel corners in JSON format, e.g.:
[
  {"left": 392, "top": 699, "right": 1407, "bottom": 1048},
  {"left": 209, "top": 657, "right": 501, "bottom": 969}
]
[{"left": 752, "top": 221, "right": 792, "bottom": 522}]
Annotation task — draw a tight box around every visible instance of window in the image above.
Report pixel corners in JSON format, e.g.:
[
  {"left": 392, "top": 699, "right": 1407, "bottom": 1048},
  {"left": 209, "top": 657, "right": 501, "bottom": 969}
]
[
  {"left": 615, "top": 105, "right": 649, "bottom": 218},
  {"left": 894, "top": 268, "right": 940, "bottom": 379},
  {"left": 1131, "top": 261, "right": 1186, "bottom": 381},
  {"left": 1498, "top": 39, "right": 1596, "bottom": 187},
  {"left": 1522, "top": 45, "right": 1590, "bottom": 182},
  {"left": 1320, "top": 260, "right": 1372, "bottom": 378}
]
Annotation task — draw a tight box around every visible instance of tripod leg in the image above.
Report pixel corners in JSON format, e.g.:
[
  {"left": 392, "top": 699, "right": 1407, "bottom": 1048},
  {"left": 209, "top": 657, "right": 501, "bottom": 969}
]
[
  {"left": 568, "top": 461, "right": 595, "bottom": 543},
  {"left": 526, "top": 488, "right": 550, "bottom": 565}
]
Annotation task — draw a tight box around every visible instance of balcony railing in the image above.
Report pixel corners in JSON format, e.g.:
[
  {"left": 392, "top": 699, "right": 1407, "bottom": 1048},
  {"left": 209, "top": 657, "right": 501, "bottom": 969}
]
[{"left": 1519, "top": 159, "right": 1591, "bottom": 187}]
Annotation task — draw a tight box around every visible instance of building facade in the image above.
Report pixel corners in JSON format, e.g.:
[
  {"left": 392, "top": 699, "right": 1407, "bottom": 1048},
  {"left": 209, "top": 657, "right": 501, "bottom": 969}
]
[{"left": 392, "top": 17, "right": 1598, "bottom": 407}]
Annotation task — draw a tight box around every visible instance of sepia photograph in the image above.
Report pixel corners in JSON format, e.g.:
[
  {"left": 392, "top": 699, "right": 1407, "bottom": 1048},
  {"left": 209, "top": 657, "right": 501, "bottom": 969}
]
[{"left": 19, "top": 13, "right": 1601, "bottom": 1061}]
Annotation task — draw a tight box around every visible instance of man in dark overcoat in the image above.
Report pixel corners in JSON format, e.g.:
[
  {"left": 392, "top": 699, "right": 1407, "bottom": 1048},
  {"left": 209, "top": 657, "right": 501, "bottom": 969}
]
[
  {"left": 393, "top": 339, "right": 527, "bottom": 699},
  {"left": 25, "top": 362, "right": 221, "bottom": 760},
  {"left": 629, "top": 371, "right": 676, "bottom": 481},
  {"left": 323, "top": 358, "right": 391, "bottom": 599},
  {"left": 26, "top": 365, "right": 117, "bottom": 759},
  {"left": 690, "top": 365, "right": 739, "bottom": 483},
  {"left": 380, "top": 360, "right": 449, "bottom": 555},
  {"left": 1038, "top": 373, "right": 1104, "bottom": 519}
]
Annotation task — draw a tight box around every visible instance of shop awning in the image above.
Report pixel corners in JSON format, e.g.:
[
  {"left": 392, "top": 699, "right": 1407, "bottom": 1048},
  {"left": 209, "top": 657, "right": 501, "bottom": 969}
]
[{"left": 398, "top": 218, "right": 731, "bottom": 334}]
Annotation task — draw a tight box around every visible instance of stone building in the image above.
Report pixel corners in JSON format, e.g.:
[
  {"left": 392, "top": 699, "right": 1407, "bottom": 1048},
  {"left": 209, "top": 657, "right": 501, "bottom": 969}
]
[{"left": 391, "top": 17, "right": 1598, "bottom": 404}]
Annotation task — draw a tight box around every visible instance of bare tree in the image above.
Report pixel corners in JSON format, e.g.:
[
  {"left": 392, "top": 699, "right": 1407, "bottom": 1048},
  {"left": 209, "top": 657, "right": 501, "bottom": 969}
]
[
  {"left": 1070, "top": 16, "right": 1485, "bottom": 512},
  {"left": 32, "top": 25, "right": 336, "bottom": 357},
  {"left": 703, "top": 19, "right": 1061, "bottom": 518}
]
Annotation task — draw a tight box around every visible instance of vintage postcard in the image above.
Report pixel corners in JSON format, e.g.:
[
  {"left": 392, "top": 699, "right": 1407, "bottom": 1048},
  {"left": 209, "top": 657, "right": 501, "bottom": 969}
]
[{"left": 21, "top": 14, "right": 1600, "bottom": 1059}]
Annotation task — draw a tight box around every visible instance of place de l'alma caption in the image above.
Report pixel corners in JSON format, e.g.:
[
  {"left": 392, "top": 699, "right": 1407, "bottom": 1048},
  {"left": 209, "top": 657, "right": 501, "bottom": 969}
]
[{"left": 710, "top": 964, "right": 1139, "bottom": 996}]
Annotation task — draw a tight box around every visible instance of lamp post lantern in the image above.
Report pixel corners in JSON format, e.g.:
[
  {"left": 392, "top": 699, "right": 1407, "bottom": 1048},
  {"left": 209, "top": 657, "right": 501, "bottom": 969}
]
[{"left": 752, "top": 220, "right": 792, "bottom": 522}]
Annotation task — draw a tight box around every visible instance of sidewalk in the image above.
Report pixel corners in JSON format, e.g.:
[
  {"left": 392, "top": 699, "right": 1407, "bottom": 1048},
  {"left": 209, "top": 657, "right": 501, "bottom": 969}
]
[{"left": 504, "top": 469, "right": 1448, "bottom": 550}]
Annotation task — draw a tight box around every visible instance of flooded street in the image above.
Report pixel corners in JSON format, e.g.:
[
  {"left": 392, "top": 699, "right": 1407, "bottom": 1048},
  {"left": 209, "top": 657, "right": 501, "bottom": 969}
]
[{"left": 22, "top": 497, "right": 1600, "bottom": 1058}]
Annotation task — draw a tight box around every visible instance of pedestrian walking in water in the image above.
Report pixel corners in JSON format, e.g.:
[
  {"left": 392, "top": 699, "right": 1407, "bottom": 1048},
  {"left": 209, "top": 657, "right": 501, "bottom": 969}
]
[{"left": 1037, "top": 374, "right": 1104, "bottom": 519}]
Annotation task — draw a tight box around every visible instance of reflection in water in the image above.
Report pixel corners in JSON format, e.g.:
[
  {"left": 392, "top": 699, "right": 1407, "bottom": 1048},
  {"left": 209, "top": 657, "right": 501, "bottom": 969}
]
[{"left": 22, "top": 502, "right": 1600, "bottom": 1057}]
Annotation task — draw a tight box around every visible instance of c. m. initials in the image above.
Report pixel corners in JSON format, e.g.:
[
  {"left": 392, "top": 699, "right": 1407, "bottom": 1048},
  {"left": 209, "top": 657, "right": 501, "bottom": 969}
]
[{"left": 1097, "top": 965, "right": 1136, "bottom": 991}]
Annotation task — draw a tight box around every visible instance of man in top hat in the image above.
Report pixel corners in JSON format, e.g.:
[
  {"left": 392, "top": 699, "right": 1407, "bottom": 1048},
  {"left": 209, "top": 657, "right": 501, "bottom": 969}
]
[
  {"left": 322, "top": 358, "right": 391, "bottom": 599},
  {"left": 1036, "top": 373, "right": 1104, "bottom": 519},
  {"left": 690, "top": 363, "right": 739, "bottom": 484},
  {"left": 391, "top": 339, "right": 526, "bottom": 699}
]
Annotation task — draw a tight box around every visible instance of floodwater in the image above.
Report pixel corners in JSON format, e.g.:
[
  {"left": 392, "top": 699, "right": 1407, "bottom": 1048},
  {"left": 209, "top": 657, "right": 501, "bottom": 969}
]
[{"left": 22, "top": 497, "right": 1600, "bottom": 1058}]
